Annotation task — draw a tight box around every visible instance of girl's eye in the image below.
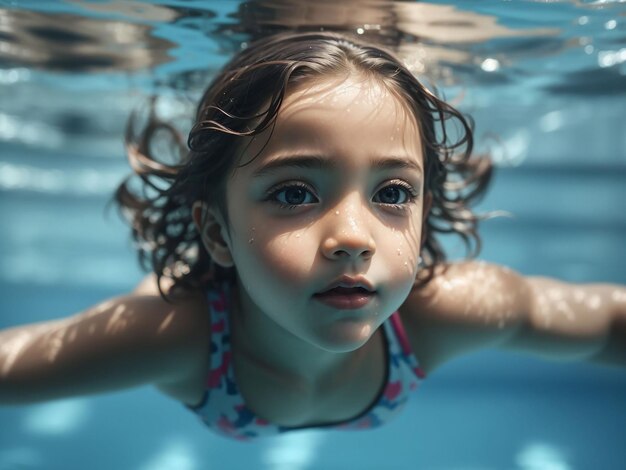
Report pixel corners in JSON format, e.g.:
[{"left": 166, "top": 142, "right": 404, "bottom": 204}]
[
  {"left": 268, "top": 183, "right": 318, "bottom": 208},
  {"left": 374, "top": 183, "right": 418, "bottom": 206}
]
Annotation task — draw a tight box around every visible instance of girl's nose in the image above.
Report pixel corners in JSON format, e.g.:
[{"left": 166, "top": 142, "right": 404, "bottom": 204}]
[{"left": 320, "top": 203, "right": 376, "bottom": 261}]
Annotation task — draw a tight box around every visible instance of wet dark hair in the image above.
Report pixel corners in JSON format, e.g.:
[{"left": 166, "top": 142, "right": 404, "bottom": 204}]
[{"left": 114, "top": 31, "right": 492, "bottom": 298}]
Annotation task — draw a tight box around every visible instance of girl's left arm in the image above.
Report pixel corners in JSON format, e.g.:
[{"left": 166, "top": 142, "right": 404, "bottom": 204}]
[{"left": 399, "top": 261, "right": 626, "bottom": 374}]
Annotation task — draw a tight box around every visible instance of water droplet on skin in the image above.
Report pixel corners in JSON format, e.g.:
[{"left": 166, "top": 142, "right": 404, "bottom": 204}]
[
  {"left": 397, "top": 249, "right": 402, "bottom": 256},
  {"left": 335, "top": 210, "right": 340, "bottom": 215},
  {"left": 295, "top": 234, "right": 301, "bottom": 238}
]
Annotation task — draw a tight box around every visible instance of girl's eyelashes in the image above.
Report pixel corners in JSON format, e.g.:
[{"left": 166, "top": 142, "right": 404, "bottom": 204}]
[
  {"left": 264, "top": 180, "right": 419, "bottom": 211},
  {"left": 265, "top": 182, "right": 318, "bottom": 209},
  {"left": 373, "top": 180, "right": 419, "bottom": 208}
]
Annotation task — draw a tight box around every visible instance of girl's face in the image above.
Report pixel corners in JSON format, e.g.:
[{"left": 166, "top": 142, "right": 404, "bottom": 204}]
[{"left": 216, "top": 74, "right": 429, "bottom": 352}]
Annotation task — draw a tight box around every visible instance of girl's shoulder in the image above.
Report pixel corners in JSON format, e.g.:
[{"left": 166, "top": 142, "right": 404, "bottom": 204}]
[
  {"left": 130, "top": 275, "right": 213, "bottom": 404},
  {"left": 411, "top": 260, "right": 525, "bottom": 302},
  {"left": 399, "top": 260, "right": 529, "bottom": 374},
  {"left": 130, "top": 274, "right": 211, "bottom": 346}
]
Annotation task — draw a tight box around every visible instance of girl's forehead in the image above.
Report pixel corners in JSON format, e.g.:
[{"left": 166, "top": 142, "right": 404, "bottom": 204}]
[
  {"left": 281, "top": 75, "right": 413, "bottom": 122},
  {"left": 234, "top": 75, "right": 423, "bottom": 170},
  {"left": 287, "top": 74, "right": 390, "bottom": 103}
]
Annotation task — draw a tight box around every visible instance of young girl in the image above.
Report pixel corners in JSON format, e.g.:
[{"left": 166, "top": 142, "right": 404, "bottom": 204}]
[{"left": 1, "top": 31, "right": 624, "bottom": 442}]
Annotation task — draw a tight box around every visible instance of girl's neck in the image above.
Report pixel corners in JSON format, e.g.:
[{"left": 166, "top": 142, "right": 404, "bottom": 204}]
[{"left": 230, "top": 280, "right": 365, "bottom": 387}]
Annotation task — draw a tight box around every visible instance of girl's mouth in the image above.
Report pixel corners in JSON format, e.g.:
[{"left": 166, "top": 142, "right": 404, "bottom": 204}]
[{"left": 313, "top": 287, "right": 375, "bottom": 310}]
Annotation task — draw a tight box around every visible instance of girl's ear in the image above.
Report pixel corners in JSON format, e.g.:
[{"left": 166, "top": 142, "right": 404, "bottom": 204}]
[{"left": 192, "top": 201, "right": 234, "bottom": 268}]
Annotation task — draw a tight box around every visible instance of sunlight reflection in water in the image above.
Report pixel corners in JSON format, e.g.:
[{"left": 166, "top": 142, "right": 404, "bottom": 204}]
[
  {"left": 138, "top": 437, "right": 196, "bottom": 470},
  {"left": 516, "top": 442, "right": 571, "bottom": 470},
  {"left": 263, "top": 430, "right": 324, "bottom": 470},
  {"left": 22, "top": 399, "right": 89, "bottom": 435}
]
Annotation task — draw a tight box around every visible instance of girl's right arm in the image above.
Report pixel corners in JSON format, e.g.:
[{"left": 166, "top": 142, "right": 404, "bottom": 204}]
[{"left": 0, "top": 291, "right": 210, "bottom": 405}]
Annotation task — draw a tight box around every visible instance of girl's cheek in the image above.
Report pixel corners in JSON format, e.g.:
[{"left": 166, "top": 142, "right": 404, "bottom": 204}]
[
  {"left": 390, "top": 231, "right": 421, "bottom": 276},
  {"left": 250, "top": 233, "right": 315, "bottom": 280}
]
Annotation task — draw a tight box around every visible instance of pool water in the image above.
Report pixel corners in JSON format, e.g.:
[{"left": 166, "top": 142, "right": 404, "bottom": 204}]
[{"left": 0, "top": 1, "right": 625, "bottom": 469}]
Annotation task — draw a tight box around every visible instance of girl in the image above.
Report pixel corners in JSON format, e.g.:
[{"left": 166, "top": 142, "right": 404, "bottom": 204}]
[{"left": 1, "top": 31, "right": 624, "bottom": 441}]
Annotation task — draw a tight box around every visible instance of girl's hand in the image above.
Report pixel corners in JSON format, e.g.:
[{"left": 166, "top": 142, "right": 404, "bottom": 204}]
[{"left": 399, "top": 261, "right": 626, "bottom": 374}]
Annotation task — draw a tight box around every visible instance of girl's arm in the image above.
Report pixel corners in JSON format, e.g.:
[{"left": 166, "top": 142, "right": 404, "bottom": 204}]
[
  {"left": 400, "top": 261, "right": 626, "bottom": 374},
  {"left": 0, "top": 291, "right": 209, "bottom": 405}
]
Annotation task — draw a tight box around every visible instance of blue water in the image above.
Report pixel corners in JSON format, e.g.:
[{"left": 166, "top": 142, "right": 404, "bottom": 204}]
[{"left": 1, "top": 1, "right": 625, "bottom": 469}]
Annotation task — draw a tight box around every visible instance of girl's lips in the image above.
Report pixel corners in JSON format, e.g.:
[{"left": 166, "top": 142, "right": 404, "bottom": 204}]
[{"left": 313, "top": 287, "right": 375, "bottom": 310}]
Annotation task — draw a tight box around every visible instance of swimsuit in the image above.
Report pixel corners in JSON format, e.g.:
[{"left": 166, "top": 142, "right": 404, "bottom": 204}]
[{"left": 185, "top": 282, "right": 425, "bottom": 440}]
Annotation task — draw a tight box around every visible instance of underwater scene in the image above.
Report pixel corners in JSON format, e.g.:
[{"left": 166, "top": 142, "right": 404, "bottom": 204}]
[{"left": 0, "top": 1, "right": 625, "bottom": 469}]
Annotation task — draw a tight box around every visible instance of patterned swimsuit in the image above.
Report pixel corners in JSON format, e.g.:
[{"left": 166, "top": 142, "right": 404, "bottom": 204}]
[{"left": 185, "top": 282, "right": 425, "bottom": 440}]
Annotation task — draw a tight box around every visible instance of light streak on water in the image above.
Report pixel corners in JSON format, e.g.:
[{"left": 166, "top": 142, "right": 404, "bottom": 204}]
[
  {"left": 516, "top": 442, "right": 572, "bottom": 470},
  {"left": 138, "top": 437, "right": 197, "bottom": 470},
  {"left": 262, "top": 430, "right": 324, "bottom": 470},
  {"left": 22, "top": 398, "right": 90, "bottom": 435}
]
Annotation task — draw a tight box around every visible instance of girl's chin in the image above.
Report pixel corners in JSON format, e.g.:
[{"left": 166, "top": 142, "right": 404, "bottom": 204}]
[{"left": 314, "top": 320, "right": 376, "bottom": 353}]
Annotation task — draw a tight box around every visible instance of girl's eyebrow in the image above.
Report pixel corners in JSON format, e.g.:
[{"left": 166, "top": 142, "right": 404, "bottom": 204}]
[{"left": 252, "top": 154, "right": 423, "bottom": 178}]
